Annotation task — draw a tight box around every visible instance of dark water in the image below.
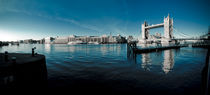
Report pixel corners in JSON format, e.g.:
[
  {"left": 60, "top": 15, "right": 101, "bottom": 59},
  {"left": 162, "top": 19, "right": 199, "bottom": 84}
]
[{"left": 0, "top": 44, "right": 208, "bottom": 94}]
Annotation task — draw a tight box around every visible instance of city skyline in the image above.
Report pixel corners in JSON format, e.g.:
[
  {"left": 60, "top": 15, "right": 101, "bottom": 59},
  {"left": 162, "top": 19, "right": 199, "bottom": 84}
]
[{"left": 0, "top": 0, "right": 210, "bottom": 41}]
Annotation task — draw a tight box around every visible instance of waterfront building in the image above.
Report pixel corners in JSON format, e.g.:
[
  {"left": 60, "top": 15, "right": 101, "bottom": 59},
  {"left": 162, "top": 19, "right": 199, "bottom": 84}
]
[
  {"left": 101, "top": 35, "right": 109, "bottom": 43},
  {"left": 108, "top": 35, "right": 118, "bottom": 43},
  {"left": 23, "top": 39, "right": 33, "bottom": 44},
  {"left": 18, "top": 40, "right": 24, "bottom": 43},
  {"left": 43, "top": 34, "right": 126, "bottom": 44},
  {"left": 76, "top": 36, "right": 89, "bottom": 43},
  {"left": 68, "top": 35, "right": 102, "bottom": 43},
  {"left": 68, "top": 35, "right": 76, "bottom": 42},
  {"left": 127, "top": 35, "right": 134, "bottom": 42},
  {"left": 23, "top": 39, "right": 39, "bottom": 44},
  {"left": 39, "top": 38, "right": 45, "bottom": 44},
  {"left": 44, "top": 37, "right": 55, "bottom": 44},
  {"left": 89, "top": 36, "right": 102, "bottom": 43},
  {"left": 116, "top": 34, "right": 127, "bottom": 43},
  {"left": 54, "top": 36, "right": 69, "bottom": 44},
  {"left": 67, "top": 34, "right": 125, "bottom": 44}
]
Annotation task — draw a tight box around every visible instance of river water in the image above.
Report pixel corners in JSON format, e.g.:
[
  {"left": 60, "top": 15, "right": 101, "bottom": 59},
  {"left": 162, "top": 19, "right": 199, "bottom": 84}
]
[{"left": 0, "top": 44, "right": 208, "bottom": 94}]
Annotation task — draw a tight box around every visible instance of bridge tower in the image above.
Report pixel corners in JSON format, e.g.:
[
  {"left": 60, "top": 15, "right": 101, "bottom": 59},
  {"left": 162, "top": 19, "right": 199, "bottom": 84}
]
[
  {"left": 141, "top": 21, "right": 149, "bottom": 40},
  {"left": 163, "top": 14, "right": 173, "bottom": 41}
]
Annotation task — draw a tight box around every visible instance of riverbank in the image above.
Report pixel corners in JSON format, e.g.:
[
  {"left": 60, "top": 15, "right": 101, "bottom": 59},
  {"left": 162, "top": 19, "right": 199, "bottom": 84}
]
[{"left": 0, "top": 53, "right": 47, "bottom": 88}]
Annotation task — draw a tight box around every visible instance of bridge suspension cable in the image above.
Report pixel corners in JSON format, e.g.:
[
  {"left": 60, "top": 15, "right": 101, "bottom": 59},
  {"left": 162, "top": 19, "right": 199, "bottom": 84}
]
[{"left": 173, "top": 27, "right": 190, "bottom": 38}]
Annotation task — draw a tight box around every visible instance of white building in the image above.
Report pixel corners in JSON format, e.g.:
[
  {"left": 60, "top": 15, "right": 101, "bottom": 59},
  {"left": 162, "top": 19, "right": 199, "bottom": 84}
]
[
  {"left": 43, "top": 34, "right": 126, "bottom": 44},
  {"left": 45, "top": 37, "right": 55, "bottom": 44}
]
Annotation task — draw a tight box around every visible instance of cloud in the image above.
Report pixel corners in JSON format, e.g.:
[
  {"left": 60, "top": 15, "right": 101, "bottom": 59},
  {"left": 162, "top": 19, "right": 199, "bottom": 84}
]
[
  {"left": 5, "top": 8, "right": 103, "bottom": 33},
  {"left": 6, "top": 8, "right": 33, "bottom": 15},
  {"left": 6, "top": 8, "right": 53, "bottom": 19},
  {"left": 3, "top": 8, "right": 130, "bottom": 37},
  {"left": 56, "top": 17, "right": 103, "bottom": 33}
]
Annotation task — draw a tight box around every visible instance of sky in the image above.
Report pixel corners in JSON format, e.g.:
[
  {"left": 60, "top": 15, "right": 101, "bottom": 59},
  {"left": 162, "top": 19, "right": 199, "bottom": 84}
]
[{"left": 0, "top": 0, "right": 209, "bottom": 41}]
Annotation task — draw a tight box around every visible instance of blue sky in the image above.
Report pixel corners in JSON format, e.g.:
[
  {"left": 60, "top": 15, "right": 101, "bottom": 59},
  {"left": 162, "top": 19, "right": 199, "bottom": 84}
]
[{"left": 0, "top": 0, "right": 209, "bottom": 41}]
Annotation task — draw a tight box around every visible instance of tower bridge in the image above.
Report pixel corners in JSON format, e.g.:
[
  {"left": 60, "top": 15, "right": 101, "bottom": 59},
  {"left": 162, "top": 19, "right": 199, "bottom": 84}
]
[
  {"left": 128, "top": 15, "right": 210, "bottom": 53},
  {"left": 141, "top": 14, "right": 173, "bottom": 43},
  {"left": 138, "top": 14, "right": 209, "bottom": 46}
]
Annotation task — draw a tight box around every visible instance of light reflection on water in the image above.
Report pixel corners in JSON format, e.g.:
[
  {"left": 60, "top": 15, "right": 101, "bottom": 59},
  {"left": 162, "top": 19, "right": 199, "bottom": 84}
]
[
  {"left": 162, "top": 50, "right": 174, "bottom": 74},
  {"left": 0, "top": 44, "right": 207, "bottom": 93}
]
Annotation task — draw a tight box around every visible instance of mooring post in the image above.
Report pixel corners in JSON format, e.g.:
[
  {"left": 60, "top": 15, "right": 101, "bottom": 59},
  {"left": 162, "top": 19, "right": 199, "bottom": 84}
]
[
  {"left": 32, "top": 47, "right": 36, "bottom": 56},
  {"left": 32, "top": 48, "right": 34, "bottom": 56},
  {"left": 5, "top": 51, "right": 8, "bottom": 62}
]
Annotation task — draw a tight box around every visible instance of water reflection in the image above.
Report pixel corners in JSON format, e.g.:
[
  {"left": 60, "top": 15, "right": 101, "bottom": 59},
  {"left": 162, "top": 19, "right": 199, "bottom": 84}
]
[
  {"left": 127, "top": 47, "right": 175, "bottom": 74},
  {"left": 45, "top": 44, "right": 52, "bottom": 53},
  {"left": 67, "top": 45, "right": 76, "bottom": 53},
  {"left": 127, "top": 45, "right": 136, "bottom": 63},
  {"left": 141, "top": 53, "right": 151, "bottom": 71},
  {"left": 162, "top": 50, "right": 174, "bottom": 74}
]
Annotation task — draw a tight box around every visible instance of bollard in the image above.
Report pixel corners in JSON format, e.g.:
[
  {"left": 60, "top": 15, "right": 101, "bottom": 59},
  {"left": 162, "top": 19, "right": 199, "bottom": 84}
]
[
  {"left": 11, "top": 57, "right": 16, "bottom": 64},
  {"left": 32, "top": 47, "right": 36, "bottom": 56},
  {"left": 5, "top": 51, "right": 8, "bottom": 62},
  {"left": 32, "top": 48, "right": 34, "bottom": 56}
]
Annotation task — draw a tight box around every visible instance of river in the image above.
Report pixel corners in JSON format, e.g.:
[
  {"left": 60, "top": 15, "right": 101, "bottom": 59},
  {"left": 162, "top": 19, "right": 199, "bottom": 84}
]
[{"left": 0, "top": 44, "right": 208, "bottom": 94}]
